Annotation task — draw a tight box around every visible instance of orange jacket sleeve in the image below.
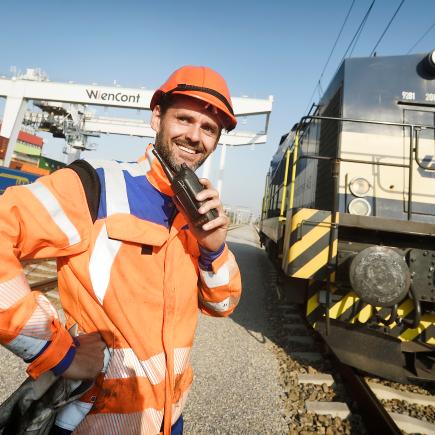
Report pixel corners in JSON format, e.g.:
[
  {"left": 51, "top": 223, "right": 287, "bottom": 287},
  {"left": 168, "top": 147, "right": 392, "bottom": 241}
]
[
  {"left": 198, "top": 244, "right": 242, "bottom": 317},
  {"left": 0, "top": 168, "right": 92, "bottom": 378}
]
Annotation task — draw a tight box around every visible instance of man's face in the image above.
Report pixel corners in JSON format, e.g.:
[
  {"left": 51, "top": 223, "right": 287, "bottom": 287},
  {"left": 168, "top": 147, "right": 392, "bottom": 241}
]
[{"left": 151, "top": 95, "right": 222, "bottom": 171}]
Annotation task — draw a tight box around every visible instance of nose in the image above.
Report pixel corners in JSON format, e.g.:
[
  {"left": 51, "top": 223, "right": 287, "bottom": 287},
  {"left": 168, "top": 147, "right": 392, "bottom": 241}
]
[{"left": 185, "top": 123, "right": 201, "bottom": 143}]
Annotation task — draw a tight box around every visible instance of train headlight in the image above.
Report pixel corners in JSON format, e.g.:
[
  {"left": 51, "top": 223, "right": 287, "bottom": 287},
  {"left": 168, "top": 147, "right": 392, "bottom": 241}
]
[
  {"left": 349, "top": 177, "right": 371, "bottom": 197},
  {"left": 348, "top": 198, "right": 371, "bottom": 216},
  {"left": 422, "top": 49, "right": 435, "bottom": 76},
  {"left": 349, "top": 246, "right": 410, "bottom": 307}
]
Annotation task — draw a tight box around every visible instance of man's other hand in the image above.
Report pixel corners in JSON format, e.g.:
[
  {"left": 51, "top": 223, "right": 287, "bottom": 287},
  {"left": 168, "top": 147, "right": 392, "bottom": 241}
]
[{"left": 62, "top": 332, "right": 106, "bottom": 380}]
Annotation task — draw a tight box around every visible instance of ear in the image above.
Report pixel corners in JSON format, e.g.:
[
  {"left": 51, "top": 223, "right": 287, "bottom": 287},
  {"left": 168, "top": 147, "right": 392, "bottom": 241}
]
[{"left": 150, "top": 105, "right": 162, "bottom": 133}]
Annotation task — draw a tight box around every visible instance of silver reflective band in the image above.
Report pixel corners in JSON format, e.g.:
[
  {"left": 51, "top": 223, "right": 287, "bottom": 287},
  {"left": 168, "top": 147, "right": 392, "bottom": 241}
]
[
  {"left": 87, "top": 160, "right": 130, "bottom": 215},
  {"left": 200, "top": 264, "right": 230, "bottom": 288},
  {"left": 202, "top": 296, "right": 232, "bottom": 313},
  {"left": 4, "top": 334, "right": 48, "bottom": 360},
  {"left": 89, "top": 223, "right": 122, "bottom": 305},
  {"left": 25, "top": 182, "right": 81, "bottom": 245},
  {"left": 55, "top": 401, "right": 93, "bottom": 431}
]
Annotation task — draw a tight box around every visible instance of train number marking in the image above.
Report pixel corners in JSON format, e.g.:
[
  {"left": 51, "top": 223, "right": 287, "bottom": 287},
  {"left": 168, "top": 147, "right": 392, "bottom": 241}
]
[
  {"left": 425, "top": 93, "right": 435, "bottom": 102},
  {"left": 401, "top": 91, "right": 415, "bottom": 100}
]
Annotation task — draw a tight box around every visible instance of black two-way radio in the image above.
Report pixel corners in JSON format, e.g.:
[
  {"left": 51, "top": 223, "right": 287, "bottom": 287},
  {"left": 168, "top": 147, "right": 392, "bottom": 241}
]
[{"left": 152, "top": 149, "right": 218, "bottom": 227}]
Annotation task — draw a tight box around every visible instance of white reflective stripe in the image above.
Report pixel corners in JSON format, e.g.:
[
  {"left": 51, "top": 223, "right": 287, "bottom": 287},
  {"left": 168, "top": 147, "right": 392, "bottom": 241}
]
[
  {"left": 89, "top": 224, "right": 122, "bottom": 305},
  {"left": 88, "top": 160, "right": 129, "bottom": 215},
  {"left": 140, "top": 353, "right": 166, "bottom": 385},
  {"left": 75, "top": 408, "right": 164, "bottom": 435},
  {"left": 119, "top": 161, "right": 150, "bottom": 176},
  {"left": 201, "top": 296, "right": 232, "bottom": 313},
  {"left": 105, "top": 162, "right": 129, "bottom": 215},
  {"left": 55, "top": 400, "right": 93, "bottom": 431},
  {"left": 174, "top": 347, "right": 191, "bottom": 375},
  {"left": 200, "top": 263, "right": 230, "bottom": 288},
  {"left": 105, "top": 347, "right": 191, "bottom": 382},
  {"left": 4, "top": 334, "right": 48, "bottom": 360},
  {"left": 20, "top": 294, "right": 57, "bottom": 340},
  {"left": 105, "top": 348, "right": 166, "bottom": 385},
  {"left": 0, "top": 273, "right": 31, "bottom": 309},
  {"left": 24, "top": 182, "right": 81, "bottom": 246}
]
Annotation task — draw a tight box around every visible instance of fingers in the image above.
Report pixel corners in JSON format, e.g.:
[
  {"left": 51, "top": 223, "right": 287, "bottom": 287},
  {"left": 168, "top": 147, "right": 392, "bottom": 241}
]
[
  {"left": 195, "top": 179, "right": 229, "bottom": 232},
  {"left": 198, "top": 178, "right": 212, "bottom": 189},
  {"left": 202, "top": 214, "right": 229, "bottom": 232},
  {"left": 196, "top": 180, "right": 223, "bottom": 213},
  {"left": 62, "top": 332, "right": 107, "bottom": 380},
  {"left": 197, "top": 179, "right": 218, "bottom": 202},
  {"left": 198, "top": 197, "right": 220, "bottom": 215}
]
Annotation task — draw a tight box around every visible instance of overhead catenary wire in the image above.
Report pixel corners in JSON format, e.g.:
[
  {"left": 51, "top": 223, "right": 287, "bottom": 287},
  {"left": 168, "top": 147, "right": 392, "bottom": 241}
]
[
  {"left": 348, "top": 3, "right": 376, "bottom": 58},
  {"left": 406, "top": 21, "right": 435, "bottom": 54},
  {"left": 304, "top": 0, "right": 376, "bottom": 115},
  {"left": 318, "top": 0, "right": 356, "bottom": 88},
  {"left": 303, "top": 0, "right": 356, "bottom": 114},
  {"left": 369, "top": 0, "right": 406, "bottom": 56},
  {"left": 339, "top": 0, "right": 376, "bottom": 64},
  {"left": 305, "top": 0, "right": 376, "bottom": 115}
]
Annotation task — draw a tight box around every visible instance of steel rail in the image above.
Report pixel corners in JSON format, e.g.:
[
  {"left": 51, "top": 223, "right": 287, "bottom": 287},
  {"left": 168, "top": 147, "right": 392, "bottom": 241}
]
[
  {"left": 336, "top": 359, "right": 402, "bottom": 435},
  {"left": 24, "top": 259, "right": 58, "bottom": 293},
  {"left": 29, "top": 277, "right": 58, "bottom": 293},
  {"left": 227, "top": 224, "right": 244, "bottom": 232}
]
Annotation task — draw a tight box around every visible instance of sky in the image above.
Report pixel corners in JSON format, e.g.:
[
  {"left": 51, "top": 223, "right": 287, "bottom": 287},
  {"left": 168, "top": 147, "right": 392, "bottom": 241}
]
[{"left": 0, "top": 0, "right": 434, "bottom": 216}]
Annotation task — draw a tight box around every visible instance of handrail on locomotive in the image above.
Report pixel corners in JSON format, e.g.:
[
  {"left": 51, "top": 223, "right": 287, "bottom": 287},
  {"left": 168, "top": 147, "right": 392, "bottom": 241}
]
[
  {"left": 275, "top": 114, "right": 435, "bottom": 219},
  {"left": 271, "top": 115, "right": 435, "bottom": 334}
]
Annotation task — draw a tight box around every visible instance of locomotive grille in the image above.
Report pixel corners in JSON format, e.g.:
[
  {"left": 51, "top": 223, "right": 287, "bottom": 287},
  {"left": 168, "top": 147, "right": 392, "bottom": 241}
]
[{"left": 315, "top": 87, "right": 342, "bottom": 211}]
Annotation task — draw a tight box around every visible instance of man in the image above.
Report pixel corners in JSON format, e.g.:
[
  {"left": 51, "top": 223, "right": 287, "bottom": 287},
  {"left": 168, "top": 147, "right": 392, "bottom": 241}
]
[{"left": 0, "top": 66, "right": 242, "bottom": 434}]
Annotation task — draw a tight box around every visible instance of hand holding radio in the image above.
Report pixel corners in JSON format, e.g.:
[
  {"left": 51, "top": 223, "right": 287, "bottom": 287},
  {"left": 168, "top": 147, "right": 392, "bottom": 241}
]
[
  {"left": 177, "top": 177, "right": 229, "bottom": 252},
  {"left": 153, "top": 148, "right": 228, "bottom": 251}
]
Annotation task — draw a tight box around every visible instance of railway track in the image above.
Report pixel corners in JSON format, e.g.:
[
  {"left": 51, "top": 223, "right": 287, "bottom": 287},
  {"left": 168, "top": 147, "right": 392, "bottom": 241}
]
[
  {"left": 266, "top": 268, "right": 435, "bottom": 434},
  {"left": 228, "top": 224, "right": 245, "bottom": 231},
  {"left": 22, "top": 258, "right": 59, "bottom": 298}
]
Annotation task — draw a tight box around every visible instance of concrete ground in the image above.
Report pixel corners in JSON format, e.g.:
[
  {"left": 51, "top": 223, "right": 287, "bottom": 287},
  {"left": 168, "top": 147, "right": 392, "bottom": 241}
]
[{"left": 183, "top": 225, "right": 287, "bottom": 434}]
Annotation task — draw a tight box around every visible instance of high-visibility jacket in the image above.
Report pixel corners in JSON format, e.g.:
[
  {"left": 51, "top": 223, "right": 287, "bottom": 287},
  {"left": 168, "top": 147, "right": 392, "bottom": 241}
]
[{"left": 0, "top": 149, "right": 242, "bottom": 434}]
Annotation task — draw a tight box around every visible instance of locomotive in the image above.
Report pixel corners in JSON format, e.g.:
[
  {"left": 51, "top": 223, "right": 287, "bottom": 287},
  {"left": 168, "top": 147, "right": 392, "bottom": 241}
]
[{"left": 260, "top": 50, "right": 435, "bottom": 383}]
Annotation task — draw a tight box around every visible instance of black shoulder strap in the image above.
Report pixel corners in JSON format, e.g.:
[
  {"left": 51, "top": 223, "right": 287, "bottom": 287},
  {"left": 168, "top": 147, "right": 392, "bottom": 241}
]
[{"left": 67, "top": 160, "right": 100, "bottom": 223}]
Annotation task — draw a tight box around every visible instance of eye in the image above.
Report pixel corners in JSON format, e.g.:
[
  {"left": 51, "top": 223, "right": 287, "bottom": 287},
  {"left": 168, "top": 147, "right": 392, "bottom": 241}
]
[
  {"left": 202, "top": 124, "right": 218, "bottom": 136},
  {"left": 176, "top": 114, "right": 191, "bottom": 124}
]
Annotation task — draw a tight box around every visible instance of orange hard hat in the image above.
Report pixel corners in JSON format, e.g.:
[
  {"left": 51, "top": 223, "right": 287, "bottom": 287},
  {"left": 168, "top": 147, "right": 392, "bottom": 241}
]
[{"left": 150, "top": 65, "right": 237, "bottom": 131}]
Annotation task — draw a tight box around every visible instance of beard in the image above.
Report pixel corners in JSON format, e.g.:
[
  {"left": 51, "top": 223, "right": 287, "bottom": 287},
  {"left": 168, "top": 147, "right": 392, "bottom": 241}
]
[{"left": 154, "top": 132, "right": 208, "bottom": 172}]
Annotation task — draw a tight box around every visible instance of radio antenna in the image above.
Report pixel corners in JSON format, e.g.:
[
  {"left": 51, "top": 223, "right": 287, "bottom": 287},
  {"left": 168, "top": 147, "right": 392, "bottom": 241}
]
[{"left": 152, "top": 149, "right": 175, "bottom": 182}]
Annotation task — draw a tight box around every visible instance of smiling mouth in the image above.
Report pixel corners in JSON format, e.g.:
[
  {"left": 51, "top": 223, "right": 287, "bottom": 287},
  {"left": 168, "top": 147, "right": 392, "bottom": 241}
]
[{"left": 177, "top": 144, "right": 198, "bottom": 155}]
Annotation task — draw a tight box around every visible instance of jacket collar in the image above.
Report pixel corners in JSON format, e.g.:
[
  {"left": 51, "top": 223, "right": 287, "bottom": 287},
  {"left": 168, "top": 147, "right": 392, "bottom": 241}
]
[
  {"left": 140, "top": 144, "right": 174, "bottom": 197},
  {"left": 104, "top": 144, "right": 190, "bottom": 245}
]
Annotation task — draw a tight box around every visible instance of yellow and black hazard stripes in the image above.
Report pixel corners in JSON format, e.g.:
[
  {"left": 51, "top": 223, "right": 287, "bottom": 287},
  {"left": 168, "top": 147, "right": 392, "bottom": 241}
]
[
  {"left": 286, "top": 208, "right": 338, "bottom": 280},
  {"left": 306, "top": 283, "right": 435, "bottom": 345},
  {"left": 306, "top": 279, "right": 324, "bottom": 326},
  {"left": 386, "top": 300, "right": 435, "bottom": 343},
  {"left": 305, "top": 276, "right": 340, "bottom": 326}
]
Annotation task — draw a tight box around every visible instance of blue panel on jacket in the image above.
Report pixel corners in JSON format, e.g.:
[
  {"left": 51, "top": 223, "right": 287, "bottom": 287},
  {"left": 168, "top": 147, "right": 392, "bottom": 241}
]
[{"left": 96, "top": 167, "right": 175, "bottom": 228}]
